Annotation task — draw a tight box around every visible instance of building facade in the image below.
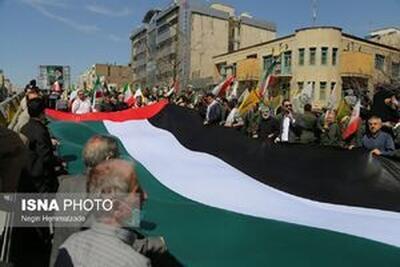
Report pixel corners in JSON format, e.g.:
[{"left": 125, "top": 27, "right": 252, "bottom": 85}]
[
  {"left": 130, "top": 0, "right": 276, "bottom": 89},
  {"left": 0, "top": 70, "right": 15, "bottom": 100},
  {"left": 367, "top": 27, "right": 400, "bottom": 50},
  {"left": 79, "top": 64, "right": 133, "bottom": 90},
  {"left": 213, "top": 26, "right": 400, "bottom": 109}
]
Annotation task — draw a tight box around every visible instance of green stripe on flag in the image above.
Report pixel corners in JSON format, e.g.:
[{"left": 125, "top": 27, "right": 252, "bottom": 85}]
[{"left": 49, "top": 120, "right": 400, "bottom": 267}]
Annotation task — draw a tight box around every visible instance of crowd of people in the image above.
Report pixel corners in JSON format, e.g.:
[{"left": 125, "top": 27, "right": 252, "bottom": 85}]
[
  {"left": 172, "top": 86, "right": 399, "bottom": 158},
  {"left": 2, "top": 78, "right": 400, "bottom": 266},
  {"left": 15, "top": 78, "right": 400, "bottom": 159}
]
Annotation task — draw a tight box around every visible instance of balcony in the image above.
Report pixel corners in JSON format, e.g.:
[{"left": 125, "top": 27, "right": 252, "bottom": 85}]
[
  {"left": 132, "top": 57, "right": 147, "bottom": 67},
  {"left": 157, "top": 27, "right": 177, "bottom": 45},
  {"left": 340, "top": 52, "right": 373, "bottom": 77},
  {"left": 157, "top": 45, "right": 177, "bottom": 59},
  {"left": 278, "top": 65, "right": 292, "bottom": 76},
  {"left": 133, "top": 45, "right": 146, "bottom": 56}
]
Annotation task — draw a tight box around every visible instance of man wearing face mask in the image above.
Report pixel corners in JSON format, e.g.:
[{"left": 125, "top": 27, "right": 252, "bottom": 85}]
[
  {"left": 50, "top": 136, "right": 167, "bottom": 267},
  {"left": 49, "top": 135, "right": 120, "bottom": 266},
  {"left": 257, "top": 105, "right": 280, "bottom": 144},
  {"left": 55, "top": 159, "right": 152, "bottom": 267}
]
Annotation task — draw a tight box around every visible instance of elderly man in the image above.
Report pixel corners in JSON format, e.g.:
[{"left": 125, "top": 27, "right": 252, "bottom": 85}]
[
  {"left": 50, "top": 136, "right": 166, "bottom": 267},
  {"left": 71, "top": 90, "right": 91, "bottom": 114},
  {"left": 55, "top": 159, "right": 151, "bottom": 267},
  {"left": 258, "top": 105, "right": 280, "bottom": 144},
  {"left": 50, "top": 135, "right": 120, "bottom": 266},
  {"left": 362, "top": 116, "right": 395, "bottom": 156}
]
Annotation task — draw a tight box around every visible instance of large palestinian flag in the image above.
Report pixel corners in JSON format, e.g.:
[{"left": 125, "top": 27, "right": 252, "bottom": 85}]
[{"left": 46, "top": 101, "right": 400, "bottom": 267}]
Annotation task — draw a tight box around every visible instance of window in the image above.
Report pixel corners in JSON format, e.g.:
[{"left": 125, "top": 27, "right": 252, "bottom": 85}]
[
  {"left": 375, "top": 54, "right": 385, "bottom": 70},
  {"left": 332, "top": 48, "right": 338, "bottom": 65},
  {"left": 247, "top": 54, "right": 257, "bottom": 59},
  {"left": 298, "top": 48, "right": 305, "bottom": 66},
  {"left": 392, "top": 63, "right": 400, "bottom": 78},
  {"left": 331, "top": 82, "right": 336, "bottom": 91},
  {"left": 263, "top": 55, "right": 273, "bottom": 71},
  {"left": 308, "top": 81, "right": 316, "bottom": 90},
  {"left": 321, "top": 47, "right": 328, "bottom": 65},
  {"left": 283, "top": 51, "right": 292, "bottom": 73},
  {"left": 217, "top": 62, "right": 227, "bottom": 78},
  {"left": 157, "top": 24, "right": 169, "bottom": 35},
  {"left": 309, "top": 47, "right": 316, "bottom": 65},
  {"left": 297, "top": 82, "right": 304, "bottom": 91},
  {"left": 320, "top": 82, "right": 327, "bottom": 101}
]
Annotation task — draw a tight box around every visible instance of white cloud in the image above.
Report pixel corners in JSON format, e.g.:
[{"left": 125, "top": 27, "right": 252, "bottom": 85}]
[
  {"left": 22, "top": 0, "right": 67, "bottom": 9},
  {"left": 86, "top": 4, "right": 132, "bottom": 17},
  {"left": 22, "top": 0, "right": 126, "bottom": 42},
  {"left": 23, "top": 0, "right": 100, "bottom": 34}
]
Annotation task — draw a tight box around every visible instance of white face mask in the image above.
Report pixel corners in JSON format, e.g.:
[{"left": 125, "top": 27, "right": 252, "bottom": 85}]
[
  {"left": 123, "top": 207, "right": 142, "bottom": 228},
  {"left": 261, "top": 112, "right": 270, "bottom": 119}
]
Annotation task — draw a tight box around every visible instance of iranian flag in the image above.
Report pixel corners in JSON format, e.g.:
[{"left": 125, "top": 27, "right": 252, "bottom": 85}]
[
  {"left": 123, "top": 84, "right": 133, "bottom": 101},
  {"left": 123, "top": 84, "right": 135, "bottom": 107},
  {"left": 343, "top": 100, "right": 362, "bottom": 140},
  {"left": 212, "top": 75, "right": 235, "bottom": 98},
  {"left": 91, "top": 76, "right": 102, "bottom": 109},
  {"left": 45, "top": 102, "right": 400, "bottom": 267}
]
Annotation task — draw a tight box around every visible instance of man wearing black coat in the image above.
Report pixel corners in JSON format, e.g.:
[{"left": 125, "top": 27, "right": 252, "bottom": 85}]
[
  {"left": 20, "top": 97, "right": 59, "bottom": 193},
  {"left": 204, "top": 93, "right": 222, "bottom": 125}
]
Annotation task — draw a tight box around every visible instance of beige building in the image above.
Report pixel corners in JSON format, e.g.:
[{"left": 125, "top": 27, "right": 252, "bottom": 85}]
[
  {"left": 0, "top": 70, "right": 14, "bottom": 98},
  {"left": 130, "top": 0, "right": 276, "bottom": 89},
  {"left": 213, "top": 26, "right": 400, "bottom": 109},
  {"left": 368, "top": 27, "right": 400, "bottom": 50},
  {"left": 79, "top": 64, "right": 133, "bottom": 90}
]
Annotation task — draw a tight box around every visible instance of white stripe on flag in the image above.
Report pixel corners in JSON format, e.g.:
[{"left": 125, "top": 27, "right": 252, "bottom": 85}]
[{"left": 105, "top": 120, "right": 400, "bottom": 247}]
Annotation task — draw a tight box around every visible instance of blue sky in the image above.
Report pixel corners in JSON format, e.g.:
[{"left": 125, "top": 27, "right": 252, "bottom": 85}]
[{"left": 0, "top": 0, "right": 399, "bottom": 87}]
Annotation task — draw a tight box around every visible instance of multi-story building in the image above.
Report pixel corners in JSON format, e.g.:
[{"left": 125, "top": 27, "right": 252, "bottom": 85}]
[
  {"left": 0, "top": 70, "right": 15, "bottom": 100},
  {"left": 213, "top": 26, "right": 400, "bottom": 109},
  {"left": 367, "top": 27, "right": 400, "bottom": 50},
  {"left": 79, "top": 64, "right": 133, "bottom": 90},
  {"left": 130, "top": 0, "right": 276, "bottom": 89}
]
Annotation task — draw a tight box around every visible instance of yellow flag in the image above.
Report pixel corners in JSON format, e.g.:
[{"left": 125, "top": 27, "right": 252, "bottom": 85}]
[
  {"left": 336, "top": 99, "right": 351, "bottom": 122},
  {"left": 238, "top": 90, "right": 260, "bottom": 115}
]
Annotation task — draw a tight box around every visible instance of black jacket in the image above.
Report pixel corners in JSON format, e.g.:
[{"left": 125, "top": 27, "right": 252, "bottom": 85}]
[
  {"left": 258, "top": 117, "right": 280, "bottom": 144},
  {"left": 20, "top": 118, "right": 58, "bottom": 192}
]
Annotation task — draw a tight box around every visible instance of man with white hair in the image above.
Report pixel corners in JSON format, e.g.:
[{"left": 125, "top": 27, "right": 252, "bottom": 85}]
[
  {"left": 55, "top": 159, "right": 150, "bottom": 267},
  {"left": 49, "top": 135, "right": 120, "bottom": 266},
  {"left": 362, "top": 116, "right": 395, "bottom": 156}
]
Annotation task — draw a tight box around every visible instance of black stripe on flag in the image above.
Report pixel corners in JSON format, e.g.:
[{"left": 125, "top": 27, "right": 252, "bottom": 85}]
[{"left": 149, "top": 104, "right": 400, "bottom": 212}]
